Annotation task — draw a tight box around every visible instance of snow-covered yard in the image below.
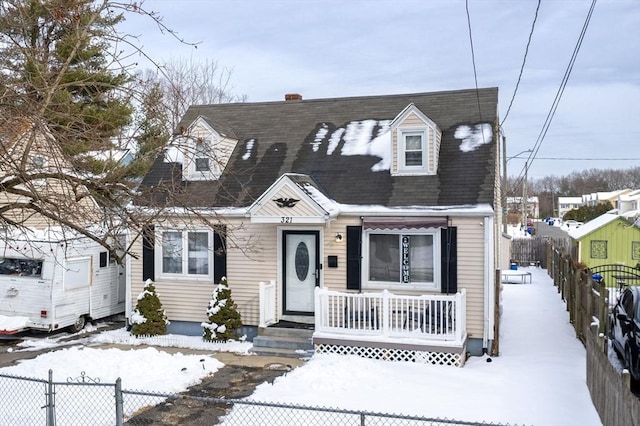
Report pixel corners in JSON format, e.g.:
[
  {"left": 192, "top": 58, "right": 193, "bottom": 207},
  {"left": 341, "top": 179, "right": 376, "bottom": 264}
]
[{"left": 0, "top": 267, "right": 602, "bottom": 425}]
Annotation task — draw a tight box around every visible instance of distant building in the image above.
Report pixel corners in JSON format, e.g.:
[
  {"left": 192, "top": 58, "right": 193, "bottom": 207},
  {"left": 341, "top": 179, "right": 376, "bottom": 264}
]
[
  {"left": 557, "top": 190, "right": 637, "bottom": 219},
  {"left": 557, "top": 196, "right": 582, "bottom": 218},
  {"left": 582, "top": 189, "right": 632, "bottom": 208},
  {"left": 506, "top": 196, "right": 539, "bottom": 218}
]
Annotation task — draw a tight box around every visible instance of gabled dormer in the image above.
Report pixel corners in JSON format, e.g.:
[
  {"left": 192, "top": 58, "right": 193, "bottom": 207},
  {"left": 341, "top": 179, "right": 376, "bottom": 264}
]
[
  {"left": 390, "top": 104, "right": 441, "bottom": 176},
  {"left": 175, "top": 116, "right": 238, "bottom": 181}
]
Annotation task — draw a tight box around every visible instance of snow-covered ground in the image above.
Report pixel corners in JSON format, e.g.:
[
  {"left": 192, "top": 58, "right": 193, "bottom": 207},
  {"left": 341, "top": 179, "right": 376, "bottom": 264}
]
[{"left": 0, "top": 267, "right": 603, "bottom": 425}]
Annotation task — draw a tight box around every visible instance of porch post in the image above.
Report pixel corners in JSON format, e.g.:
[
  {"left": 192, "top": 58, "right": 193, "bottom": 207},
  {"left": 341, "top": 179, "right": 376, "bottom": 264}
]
[
  {"left": 381, "top": 290, "right": 389, "bottom": 338},
  {"left": 314, "top": 286, "right": 325, "bottom": 331},
  {"left": 258, "top": 281, "right": 267, "bottom": 328}
]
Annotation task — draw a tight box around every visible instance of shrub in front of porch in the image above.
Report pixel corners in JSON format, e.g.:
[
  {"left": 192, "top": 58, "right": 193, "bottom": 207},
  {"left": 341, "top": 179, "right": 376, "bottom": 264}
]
[
  {"left": 131, "top": 279, "right": 169, "bottom": 337},
  {"left": 202, "top": 277, "right": 243, "bottom": 342}
]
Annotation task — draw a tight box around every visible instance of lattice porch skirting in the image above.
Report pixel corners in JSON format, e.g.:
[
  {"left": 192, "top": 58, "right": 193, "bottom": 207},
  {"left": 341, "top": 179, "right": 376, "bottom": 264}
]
[{"left": 313, "top": 338, "right": 467, "bottom": 367}]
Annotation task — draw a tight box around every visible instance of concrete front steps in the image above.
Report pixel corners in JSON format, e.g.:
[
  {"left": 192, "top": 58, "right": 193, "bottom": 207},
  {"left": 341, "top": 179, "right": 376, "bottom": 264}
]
[{"left": 250, "top": 325, "right": 314, "bottom": 359}]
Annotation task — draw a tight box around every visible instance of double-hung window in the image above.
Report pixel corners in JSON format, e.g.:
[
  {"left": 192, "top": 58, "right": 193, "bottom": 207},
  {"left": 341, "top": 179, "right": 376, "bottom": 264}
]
[
  {"left": 194, "top": 139, "right": 210, "bottom": 172},
  {"left": 399, "top": 130, "right": 427, "bottom": 172},
  {"left": 159, "top": 230, "right": 211, "bottom": 278},
  {"left": 365, "top": 230, "right": 438, "bottom": 290},
  {"left": 186, "top": 137, "right": 218, "bottom": 180}
]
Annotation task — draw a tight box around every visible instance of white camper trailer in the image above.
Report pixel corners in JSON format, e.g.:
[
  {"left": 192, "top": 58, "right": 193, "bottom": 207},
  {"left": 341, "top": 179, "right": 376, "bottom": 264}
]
[{"left": 0, "top": 228, "right": 126, "bottom": 335}]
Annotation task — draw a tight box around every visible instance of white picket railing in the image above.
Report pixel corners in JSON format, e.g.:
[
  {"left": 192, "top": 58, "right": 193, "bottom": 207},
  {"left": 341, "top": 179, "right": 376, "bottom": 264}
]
[
  {"left": 258, "top": 280, "right": 277, "bottom": 327},
  {"left": 314, "top": 288, "right": 466, "bottom": 344}
]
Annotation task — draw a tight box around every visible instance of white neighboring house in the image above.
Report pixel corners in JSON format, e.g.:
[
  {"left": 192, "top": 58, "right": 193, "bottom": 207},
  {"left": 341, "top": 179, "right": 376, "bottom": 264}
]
[
  {"left": 0, "top": 227, "right": 126, "bottom": 335},
  {"left": 506, "top": 196, "right": 539, "bottom": 219},
  {"left": 557, "top": 196, "right": 582, "bottom": 218}
]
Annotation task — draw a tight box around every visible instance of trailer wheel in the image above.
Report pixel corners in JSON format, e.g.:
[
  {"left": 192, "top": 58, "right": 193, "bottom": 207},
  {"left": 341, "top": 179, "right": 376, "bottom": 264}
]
[{"left": 70, "top": 315, "right": 86, "bottom": 333}]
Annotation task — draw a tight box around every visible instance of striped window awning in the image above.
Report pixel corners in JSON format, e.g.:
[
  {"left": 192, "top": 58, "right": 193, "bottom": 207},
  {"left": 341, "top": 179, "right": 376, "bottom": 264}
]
[{"left": 362, "top": 217, "right": 448, "bottom": 230}]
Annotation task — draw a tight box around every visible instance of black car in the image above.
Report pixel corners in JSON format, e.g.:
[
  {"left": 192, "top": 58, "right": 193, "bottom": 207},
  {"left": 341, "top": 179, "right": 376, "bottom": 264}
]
[{"left": 610, "top": 286, "right": 640, "bottom": 381}]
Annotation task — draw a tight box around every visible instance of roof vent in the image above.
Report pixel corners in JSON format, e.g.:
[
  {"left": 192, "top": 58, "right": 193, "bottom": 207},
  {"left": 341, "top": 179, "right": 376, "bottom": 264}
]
[{"left": 285, "top": 93, "right": 302, "bottom": 101}]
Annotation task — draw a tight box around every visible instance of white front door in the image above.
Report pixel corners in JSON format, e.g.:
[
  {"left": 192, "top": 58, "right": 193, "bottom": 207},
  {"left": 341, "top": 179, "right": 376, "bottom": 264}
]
[{"left": 283, "top": 231, "right": 319, "bottom": 314}]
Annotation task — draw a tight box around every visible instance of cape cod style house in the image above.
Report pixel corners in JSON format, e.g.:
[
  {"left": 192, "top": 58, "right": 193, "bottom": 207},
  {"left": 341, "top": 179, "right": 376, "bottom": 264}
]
[{"left": 131, "top": 88, "right": 504, "bottom": 366}]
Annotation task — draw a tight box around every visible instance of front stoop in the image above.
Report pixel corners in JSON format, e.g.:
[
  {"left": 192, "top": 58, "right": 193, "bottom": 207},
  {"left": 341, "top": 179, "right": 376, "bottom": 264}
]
[{"left": 250, "top": 326, "right": 314, "bottom": 359}]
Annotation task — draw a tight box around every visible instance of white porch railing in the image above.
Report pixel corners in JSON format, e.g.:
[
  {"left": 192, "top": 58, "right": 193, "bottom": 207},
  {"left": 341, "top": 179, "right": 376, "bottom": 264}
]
[
  {"left": 258, "top": 280, "right": 276, "bottom": 327},
  {"left": 314, "top": 288, "right": 467, "bottom": 344}
]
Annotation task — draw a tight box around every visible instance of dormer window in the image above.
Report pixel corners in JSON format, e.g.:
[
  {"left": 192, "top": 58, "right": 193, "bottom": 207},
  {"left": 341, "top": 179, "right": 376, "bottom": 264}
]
[
  {"left": 194, "top": 139, "right": 210, "bottom": 172},
  {"left": 402, "top": 131, "right": 426, "bottom": 168},
  {"left": 177, "top": 116, "right": 240, "bottom": 182},
  {"left": 391, "top": 104, "right": 441, "bottom": 176},
  {"left": 186, "top": 137, "right": 217, "bottom": 180}
]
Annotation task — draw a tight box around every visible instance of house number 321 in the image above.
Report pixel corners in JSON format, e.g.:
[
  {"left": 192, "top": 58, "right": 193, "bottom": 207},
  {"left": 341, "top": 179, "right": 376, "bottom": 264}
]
[{"left": 280, "top": 217, "right": 292, "bottom": 223}]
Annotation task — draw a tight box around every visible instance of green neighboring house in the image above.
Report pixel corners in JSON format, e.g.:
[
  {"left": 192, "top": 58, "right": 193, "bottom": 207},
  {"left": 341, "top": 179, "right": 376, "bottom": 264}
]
[{"left": 568, "top": 212, "right": 640, "bottom": 269}]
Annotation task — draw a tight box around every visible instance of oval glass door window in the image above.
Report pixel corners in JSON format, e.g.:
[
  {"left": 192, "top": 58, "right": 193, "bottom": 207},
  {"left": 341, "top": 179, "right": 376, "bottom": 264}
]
[{"left": 295, "top": 242, "right": 310, "bottom": 281}]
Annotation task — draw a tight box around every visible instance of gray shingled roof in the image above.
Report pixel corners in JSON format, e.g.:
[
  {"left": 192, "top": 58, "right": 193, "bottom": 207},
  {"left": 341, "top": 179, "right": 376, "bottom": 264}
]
[{"left": 140, "top": 87, "right": 499, "bottom": 209}]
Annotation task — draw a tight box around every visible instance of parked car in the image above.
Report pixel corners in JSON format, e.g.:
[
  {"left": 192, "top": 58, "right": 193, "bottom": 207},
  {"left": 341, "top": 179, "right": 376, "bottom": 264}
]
[
  {"left": 564, "top": 219, "right": 583, "bottom": 229},
  {"left": 609, "top": 286, "right": 640, "bottom": 382}
]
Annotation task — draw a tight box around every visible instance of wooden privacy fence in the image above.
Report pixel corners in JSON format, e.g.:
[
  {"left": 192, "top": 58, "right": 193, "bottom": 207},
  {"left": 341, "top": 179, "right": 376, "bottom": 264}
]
[
  {"left": 547, "top": 242, "right": 640, "bottom": 425},
  {"left": 510, "top": 236, "right": 571, "bottom": 269}
]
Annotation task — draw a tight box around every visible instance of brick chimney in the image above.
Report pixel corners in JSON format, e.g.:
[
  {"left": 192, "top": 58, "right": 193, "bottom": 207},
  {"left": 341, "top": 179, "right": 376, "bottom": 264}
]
[{"left": 285, "top": 93, "right": 302, "bottom": 101}]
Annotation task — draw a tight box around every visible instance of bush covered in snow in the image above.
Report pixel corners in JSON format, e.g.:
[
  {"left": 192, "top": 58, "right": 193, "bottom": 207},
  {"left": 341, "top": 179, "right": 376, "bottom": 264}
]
[
  {"left": 202, "top": 277, "right": 242, "bottom": 342},
  {"left": 131, "top": 279, "right": 169, "bottom": 337}
]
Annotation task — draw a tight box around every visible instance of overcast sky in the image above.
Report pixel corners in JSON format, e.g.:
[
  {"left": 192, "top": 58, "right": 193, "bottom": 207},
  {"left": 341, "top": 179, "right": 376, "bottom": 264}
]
[{"left": 121, "top": 0, "right": 640, "bottom": 180}]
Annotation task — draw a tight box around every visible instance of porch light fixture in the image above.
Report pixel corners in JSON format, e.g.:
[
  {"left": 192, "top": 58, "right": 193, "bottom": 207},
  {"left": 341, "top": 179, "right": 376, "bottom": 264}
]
[{"left": 335, "top": 233, "right": 344, "bottom": 242}]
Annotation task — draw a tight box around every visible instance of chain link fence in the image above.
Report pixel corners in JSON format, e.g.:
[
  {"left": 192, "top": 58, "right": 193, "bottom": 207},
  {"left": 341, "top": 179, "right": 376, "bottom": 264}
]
[{"left": 0, "top": 370, "right": 524, "bottom": 425}]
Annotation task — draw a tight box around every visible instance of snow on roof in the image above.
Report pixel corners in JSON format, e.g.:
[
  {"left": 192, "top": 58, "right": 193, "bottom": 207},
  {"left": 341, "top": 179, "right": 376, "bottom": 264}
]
[
  {"left": 568, "top": 213, "right": 620, "bottom": 239},
  {"left": 455, "top": 123, "right": 493, "bottom": 152},
  {"left": 314, "top": 119, "right": 392, "bottom": 172},
  {"left": 241, "top": 139, "right": 255, "bottom": 160},
  {"left": 164, "top": 145, "right": 184, "bottom": 164},
  {"left": 299, "top": 183, "right": 340, "bottom": 216},
  {"left": 84, "top": 149, "right": 131, "bottom": 164}
]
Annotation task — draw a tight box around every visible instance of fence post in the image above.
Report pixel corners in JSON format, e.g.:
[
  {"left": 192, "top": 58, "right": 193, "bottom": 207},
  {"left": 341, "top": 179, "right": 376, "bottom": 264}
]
[
  {"left": 381, "top": 290, "right": 389, "bottom": 338},
  {"left": 115, "top": 377, "right": 124, "bottom": 426},
  {"left": 46, "top": 369, "right": 55, "bottom": 426}
]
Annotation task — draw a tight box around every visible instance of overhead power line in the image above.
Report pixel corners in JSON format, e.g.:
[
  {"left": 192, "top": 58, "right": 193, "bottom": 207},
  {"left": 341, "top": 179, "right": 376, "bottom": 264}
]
[
  {"left": 501, "top": 0, "right": 541, "bottom": 127},
  {"left": 465, "top": 0, "right": 484, "bottom": 132},
  {"left": 513, "top": 0, "right": 598, "bottom": 188}
]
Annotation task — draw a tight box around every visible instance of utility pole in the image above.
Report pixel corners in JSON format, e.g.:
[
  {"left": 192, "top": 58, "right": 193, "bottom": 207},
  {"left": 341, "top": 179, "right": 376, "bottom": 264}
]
[
  {"left": 522, "top": 161, "right": 528, "bottom": 227},
  {"left": 502, "top": 135, "right": 508, "bottom": 233}
]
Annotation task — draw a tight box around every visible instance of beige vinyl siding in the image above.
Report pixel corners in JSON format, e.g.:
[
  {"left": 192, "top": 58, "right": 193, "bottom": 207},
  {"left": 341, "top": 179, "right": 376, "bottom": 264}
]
[
  {"left": 225, "top": 220, "right": 278, "bottom": 325},
  {"left": 433, "top": 130, "right": 441, "bottom": 173},
  {"left": 451, "top": 217, "right": 486, "bottom": 340},
  {"left": 1, "top": 132, "right": 102, "bottom": 229},
  {"left": 402, "top": 112, "right": 427, "bottom": 127},
  {"left": 321, "top": 217, "right": 362, "bottom": 292},
  {"left": 129, "top": 214, "right": 490, "bottom": 338},
  {"left": 253, "top": 185, "right": 321, "bottom": 218},
  {"left": 130, "top": 218, "right": 278, "bottom": 326}
]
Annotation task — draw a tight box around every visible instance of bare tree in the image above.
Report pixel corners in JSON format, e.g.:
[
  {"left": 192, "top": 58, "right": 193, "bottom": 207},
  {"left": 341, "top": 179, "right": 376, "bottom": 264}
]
[
  {"left": 0, "top": 0, "right": 245, "bottom": 260},
  {"left": 143, "top": 58, "right": 247, "bottom": 136}
]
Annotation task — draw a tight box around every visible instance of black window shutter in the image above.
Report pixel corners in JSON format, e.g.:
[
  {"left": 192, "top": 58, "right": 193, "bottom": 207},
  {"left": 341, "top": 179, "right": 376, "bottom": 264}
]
[
  {"left": 346, "top": 226, "right": 362, "bottom": 290},
  {"left": 440, "top": 227, "right": 457, "bottom": 294},
  {"left": 142, "top": 225, "right": 155, "bottom": 281},
  {"left": 213, "top": 227, "right": 227, "bottom": 284}
]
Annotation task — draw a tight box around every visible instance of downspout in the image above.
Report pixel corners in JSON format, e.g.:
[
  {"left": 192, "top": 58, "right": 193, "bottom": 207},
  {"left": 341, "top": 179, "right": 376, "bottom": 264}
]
[{"left": 483, "top": 216, "right": 495, "bottom": 351}]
